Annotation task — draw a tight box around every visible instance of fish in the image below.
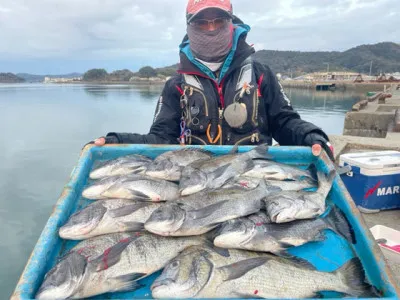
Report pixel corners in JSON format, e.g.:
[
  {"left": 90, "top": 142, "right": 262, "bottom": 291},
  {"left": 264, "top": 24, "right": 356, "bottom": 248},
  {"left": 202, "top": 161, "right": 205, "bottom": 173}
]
[
  {"left": 264, "top": 169, "right": 336, "bottom": 223},
  {"left": 59, "top": 199, "right": 161, "bottom": 240},
  {"left": 82, "top": 174, "right": 179, "bottom": 201},
  {"left": 145, "top": 180, "right": 278, "bottom": 236},
  {"left": 36, "top": 233, "right": 206, "bottom": 299},
  {"left": 89, "top": 154, "right": 152, "bottom": 179},
  {"left": 145, "top": 148, "right": 213, "bottom": 181},
  {"left": 151, "top": 245, "right": 374, "bottom": 299},
  {"left": 222, "top": 176, "right": 317, "bottom": 192},
  {"left": 36, "top": 232, "right": 141, "bottom": 300},
  {"left": 214, "top": 206, "right": 354, "bottom": 254},
  {"left": 242, "top": 159, "right": 316, "bottom": 181},
  {"left": 179, "top": 144, "right": 271, "bottom": 196}
]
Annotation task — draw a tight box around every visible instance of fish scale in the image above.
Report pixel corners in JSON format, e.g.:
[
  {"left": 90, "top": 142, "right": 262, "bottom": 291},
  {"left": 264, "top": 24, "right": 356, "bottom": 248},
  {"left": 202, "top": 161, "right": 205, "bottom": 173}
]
[
  {"left": 152, "top": 246, "right": 373, "bottom": 299},
  {"left": 70, "top": 234, "right": 206, "bottom": 299}
]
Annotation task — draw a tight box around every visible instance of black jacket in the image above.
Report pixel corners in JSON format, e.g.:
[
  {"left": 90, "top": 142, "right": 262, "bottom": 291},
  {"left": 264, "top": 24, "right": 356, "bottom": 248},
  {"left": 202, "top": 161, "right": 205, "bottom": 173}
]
[{"left": 106, "top": 28, "right": 328, "bottom": 146}]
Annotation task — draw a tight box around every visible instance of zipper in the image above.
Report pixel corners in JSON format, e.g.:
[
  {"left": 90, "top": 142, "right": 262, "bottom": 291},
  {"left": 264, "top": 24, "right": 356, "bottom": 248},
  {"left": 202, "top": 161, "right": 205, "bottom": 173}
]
[
  {"left": 234, "top": 132, "right": 260, "bottom": 146},
  {"left": 184, "top": 85, "right": 209, "bottom": 117}
]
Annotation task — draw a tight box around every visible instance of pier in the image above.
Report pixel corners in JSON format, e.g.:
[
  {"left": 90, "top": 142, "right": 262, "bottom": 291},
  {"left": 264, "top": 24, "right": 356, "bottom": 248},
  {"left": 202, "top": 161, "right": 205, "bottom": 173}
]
[{"left": 328, "top": 83, "right": 400, "bottom": 285}]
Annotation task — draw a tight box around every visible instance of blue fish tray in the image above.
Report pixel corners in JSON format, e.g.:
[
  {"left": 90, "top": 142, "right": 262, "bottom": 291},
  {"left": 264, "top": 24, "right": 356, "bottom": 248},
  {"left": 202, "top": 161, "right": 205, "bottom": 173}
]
[{"left": 11, "top": 145, "right": 400, "bottom": 299}]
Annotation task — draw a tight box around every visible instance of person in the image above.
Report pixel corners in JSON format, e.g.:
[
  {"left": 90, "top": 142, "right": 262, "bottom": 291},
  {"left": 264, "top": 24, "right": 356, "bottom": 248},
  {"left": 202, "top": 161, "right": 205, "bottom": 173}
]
[{"left": 93, "top": 0, "right": 334, "bottom": 160}]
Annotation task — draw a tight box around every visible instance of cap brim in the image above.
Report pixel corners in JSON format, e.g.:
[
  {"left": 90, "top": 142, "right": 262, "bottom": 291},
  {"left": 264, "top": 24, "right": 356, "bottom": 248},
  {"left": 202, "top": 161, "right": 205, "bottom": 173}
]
[{"left": 187, "top": 7, "right": 232, "bottom": 23}]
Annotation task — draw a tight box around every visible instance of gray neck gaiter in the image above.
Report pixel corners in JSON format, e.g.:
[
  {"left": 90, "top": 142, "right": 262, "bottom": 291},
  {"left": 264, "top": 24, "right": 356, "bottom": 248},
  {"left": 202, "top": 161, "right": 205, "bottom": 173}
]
[{"left": 187, "top": 22, "right": 233, "bottom": 63}]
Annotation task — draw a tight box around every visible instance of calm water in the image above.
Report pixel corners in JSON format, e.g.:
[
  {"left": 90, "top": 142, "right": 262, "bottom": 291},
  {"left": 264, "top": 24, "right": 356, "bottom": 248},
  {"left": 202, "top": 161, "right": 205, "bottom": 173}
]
[{"left": 0, "top": 83, "right": 364, "bottom": 297}]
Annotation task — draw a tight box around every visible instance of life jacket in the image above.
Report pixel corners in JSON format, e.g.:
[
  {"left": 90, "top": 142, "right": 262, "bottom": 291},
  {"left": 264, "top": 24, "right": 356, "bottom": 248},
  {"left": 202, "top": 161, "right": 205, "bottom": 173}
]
[{"left": 178, "top": 57, "right": 272, "bottom": 145}]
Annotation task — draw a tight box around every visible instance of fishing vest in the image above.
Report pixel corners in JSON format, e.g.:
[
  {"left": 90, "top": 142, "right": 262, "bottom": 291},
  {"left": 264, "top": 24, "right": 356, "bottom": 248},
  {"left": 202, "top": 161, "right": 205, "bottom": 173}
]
[{"left": 179, "top": 58, "right": 272, "bottom": 145}]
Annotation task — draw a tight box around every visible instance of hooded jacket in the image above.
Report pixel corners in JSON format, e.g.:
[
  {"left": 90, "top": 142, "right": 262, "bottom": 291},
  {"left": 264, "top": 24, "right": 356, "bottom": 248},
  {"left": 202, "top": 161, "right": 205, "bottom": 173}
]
[{"left": 105, "top": 19, "right": 329, "bottom": 146}]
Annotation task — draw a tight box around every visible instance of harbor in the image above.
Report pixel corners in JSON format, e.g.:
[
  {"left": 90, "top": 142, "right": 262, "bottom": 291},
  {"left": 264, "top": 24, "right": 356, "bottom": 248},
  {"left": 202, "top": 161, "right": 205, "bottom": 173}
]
[{"left": 328, "top": 83, "right": 400, "bottom": 286}]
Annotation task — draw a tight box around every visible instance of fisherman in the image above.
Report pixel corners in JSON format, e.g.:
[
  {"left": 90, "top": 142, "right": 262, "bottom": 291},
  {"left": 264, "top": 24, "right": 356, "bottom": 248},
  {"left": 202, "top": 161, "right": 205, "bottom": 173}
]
[{"left": 92, "top": 0, "right": 334, "bottom": 160}]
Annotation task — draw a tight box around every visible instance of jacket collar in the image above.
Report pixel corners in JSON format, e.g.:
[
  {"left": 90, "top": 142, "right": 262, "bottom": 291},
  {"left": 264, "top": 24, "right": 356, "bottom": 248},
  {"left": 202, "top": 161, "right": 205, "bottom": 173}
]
[{"left": 178, "top": 21, "right": 255, "bottom": 84}]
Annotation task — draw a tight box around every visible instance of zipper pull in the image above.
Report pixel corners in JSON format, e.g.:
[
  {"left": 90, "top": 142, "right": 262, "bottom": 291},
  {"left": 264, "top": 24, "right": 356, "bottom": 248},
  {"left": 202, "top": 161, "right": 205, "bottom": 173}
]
[
  {"left": 219, "top": 109, "right": 224, "bottom": 119},
  {"left": 227, "top": 132, "right": 231, "bottom": 142},
  {"left": 251, "top": 133, "right": 256, "bottom": 143},
  {"left": 239, "top": 82, "right": 254, "bottom": 99}
]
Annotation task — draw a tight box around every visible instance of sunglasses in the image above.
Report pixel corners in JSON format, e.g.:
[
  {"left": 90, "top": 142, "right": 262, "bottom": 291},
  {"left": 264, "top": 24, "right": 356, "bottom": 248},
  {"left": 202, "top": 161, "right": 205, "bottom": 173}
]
[{"left": 190, "top": 17, "right": 230, "bottom": 30}]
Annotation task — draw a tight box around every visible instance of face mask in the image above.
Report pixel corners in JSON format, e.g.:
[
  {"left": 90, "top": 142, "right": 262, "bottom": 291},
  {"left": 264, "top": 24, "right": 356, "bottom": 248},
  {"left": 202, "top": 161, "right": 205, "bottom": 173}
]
[{"left": 187, "top": 21, "right": 233, "bottom": 63}]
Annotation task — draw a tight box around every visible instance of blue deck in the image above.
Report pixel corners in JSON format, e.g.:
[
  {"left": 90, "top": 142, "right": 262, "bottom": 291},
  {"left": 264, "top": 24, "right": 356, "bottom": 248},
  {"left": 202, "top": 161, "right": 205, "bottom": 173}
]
[{"left": 11, "top": 145, "right": 400, "bottom": 299}]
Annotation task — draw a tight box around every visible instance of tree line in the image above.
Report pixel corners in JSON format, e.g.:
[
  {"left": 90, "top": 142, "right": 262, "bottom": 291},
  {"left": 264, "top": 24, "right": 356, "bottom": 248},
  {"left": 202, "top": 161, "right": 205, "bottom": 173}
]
[{"left": 82, "top": 65, "right": 179, "bottom": 82}]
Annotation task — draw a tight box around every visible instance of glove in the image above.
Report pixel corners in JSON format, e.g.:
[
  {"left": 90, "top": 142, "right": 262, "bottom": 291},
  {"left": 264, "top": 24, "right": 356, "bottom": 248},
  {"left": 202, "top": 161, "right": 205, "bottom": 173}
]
[
  {"left": 83, "top": 135, "right": 119, "bottom": 149},
  {"left": 303, "top": 132, "right": 335, "bottom": 161}
]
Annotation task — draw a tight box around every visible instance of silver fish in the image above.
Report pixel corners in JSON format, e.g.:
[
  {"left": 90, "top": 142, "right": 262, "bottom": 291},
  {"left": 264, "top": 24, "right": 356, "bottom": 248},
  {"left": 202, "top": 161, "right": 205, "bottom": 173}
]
[
  {"left": 222, "top": 176, "right": 317, "bottom": 192},
  {"left": 242, "top": 159, "right": 316, "bottom": 181},
  {"left": 59, "top": 199, "right": 161, "bottom": 240},
  {"left": 82, "top": 174, "right": 179, "bottom": 201},
  {"left": 36, "top": 232, "right": 140, "bottom": 300},
  {"left": 145, "top": 148, "right": 213, "bottom": 181},
  {"left": 152, "top": 245, "right": 373, "bottom": 299},
  {"left": 145, "top": 180, "right": 278, "bottom": 236},
  {"left": 214, "top": 206, "right": 353, "bottom": 254},
  {"left": 264, "top": 170, "right": 336, "bottom": 223},
  {"left": 179, "top": 144, "right": 271, "bottom": 196},
  {"left": 89, "top": 155, "right": 152, "bottom": 179},
  {"left": 37, "top": 233, "right": 206, "bottom": 299}
]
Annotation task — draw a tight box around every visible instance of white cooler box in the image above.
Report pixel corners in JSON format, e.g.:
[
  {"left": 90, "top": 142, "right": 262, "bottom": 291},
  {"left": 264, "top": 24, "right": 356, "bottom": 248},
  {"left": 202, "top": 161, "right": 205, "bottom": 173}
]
[{"left": 339, "top": 151, "right": 400, "bottom": 212}]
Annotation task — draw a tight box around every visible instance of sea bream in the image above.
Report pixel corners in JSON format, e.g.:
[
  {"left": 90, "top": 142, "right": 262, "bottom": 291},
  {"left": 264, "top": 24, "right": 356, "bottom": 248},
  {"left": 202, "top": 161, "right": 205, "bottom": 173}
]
[
  {"left": 179, "top": 144, "right": 271, "bottom": 196},
  {"left": 36, "top": 233, "right": 206, "bottom": 299},
  {"left": 36, "top": 232, "right": 141, "bottom": 300},
  {"left": 145, "top": 148, "right": 213, "bottom": 181},
  {"left": 213, "top": 206, "right": 354, "bottom": 254},
  {"left": 89, "top": 154, "right": 152, "bottom": 179},
  {"left": 151, "top": 245, "right": 374, "bottom": 299},
  {"left": 222, "top": 176, "right": 317, "bottom": 192},
  {"left": 145, "top": 180, "right": 279, "bottom": 236},
  {"left": 242, "top": 159, "right": 316, "bottom": 181},
  {"left": 59, "top": 199, "right": 161, "bottom": 240},
  {"left": 82, "top": 174, "right": 179, "bottom": 201},
  {"left": 264, "top": 169, "right": 336, "bottom": 223}
]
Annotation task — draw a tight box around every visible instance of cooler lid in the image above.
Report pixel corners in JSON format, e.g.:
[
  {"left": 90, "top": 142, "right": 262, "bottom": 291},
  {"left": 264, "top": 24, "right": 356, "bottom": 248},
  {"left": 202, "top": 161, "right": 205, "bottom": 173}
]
[{"left": 339, "top": 151, "right": 400, "bottom": 172}]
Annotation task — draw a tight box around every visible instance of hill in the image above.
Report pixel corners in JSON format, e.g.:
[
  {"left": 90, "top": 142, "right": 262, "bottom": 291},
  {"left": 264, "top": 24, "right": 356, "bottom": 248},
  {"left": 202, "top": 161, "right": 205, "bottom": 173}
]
[
  {"left": 17, "top": 73, "right": 82, "bottom": 83},
  {"left": 0, "top": 73, "right": 25, "bottom": 83},
  {"left": 253, "top": 42, "right": 400, "bottom": 76}
]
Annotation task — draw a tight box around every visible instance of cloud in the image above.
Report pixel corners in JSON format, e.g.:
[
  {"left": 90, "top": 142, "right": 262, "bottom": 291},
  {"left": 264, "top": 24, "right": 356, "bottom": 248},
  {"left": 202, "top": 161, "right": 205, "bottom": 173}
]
[{"left": 0, "top": 0, "right": 398, "bottom": 73}]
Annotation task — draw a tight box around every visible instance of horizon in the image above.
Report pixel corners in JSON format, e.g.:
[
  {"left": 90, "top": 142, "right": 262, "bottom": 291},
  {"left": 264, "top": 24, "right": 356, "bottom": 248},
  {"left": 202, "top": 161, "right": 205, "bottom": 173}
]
[{"left": 1, "top": 0, "right": 399, "bottom": 74}]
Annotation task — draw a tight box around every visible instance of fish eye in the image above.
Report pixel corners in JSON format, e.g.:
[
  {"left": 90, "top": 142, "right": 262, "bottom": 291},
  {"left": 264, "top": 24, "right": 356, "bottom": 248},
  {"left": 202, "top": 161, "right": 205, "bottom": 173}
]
[{"left": 171, "top": 261, "right": 179, "bottom": 268}]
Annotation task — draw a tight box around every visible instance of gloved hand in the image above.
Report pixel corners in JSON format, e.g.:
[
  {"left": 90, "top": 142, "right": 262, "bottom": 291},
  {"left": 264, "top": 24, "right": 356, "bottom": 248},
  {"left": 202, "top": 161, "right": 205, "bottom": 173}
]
[
  {"left": 84, "top": 135, "right": 119, "bottom": 148},
  {"left": 303, "top": 132, "right": 335, "bottom": 161}
]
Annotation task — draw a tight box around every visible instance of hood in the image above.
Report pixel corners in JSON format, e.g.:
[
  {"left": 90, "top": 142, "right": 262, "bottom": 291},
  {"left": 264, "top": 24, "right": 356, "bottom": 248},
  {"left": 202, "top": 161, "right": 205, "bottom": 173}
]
[{"left": 178, "top": 16, "right": 254, "bottom": 83}]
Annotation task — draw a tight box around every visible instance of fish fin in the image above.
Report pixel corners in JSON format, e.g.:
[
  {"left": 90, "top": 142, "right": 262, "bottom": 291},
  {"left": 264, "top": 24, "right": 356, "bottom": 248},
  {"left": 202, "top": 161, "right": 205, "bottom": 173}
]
[
  {"left": 123, "top": 222, "right": 145, "bottom": 231},
  {"left": 127, "top": 189, "right": 151, "bottom": 200},
  {"left": 249, "top": 144, "right": 273, "bottom": 160},
  {"left": 229, "top": 145, "right": 239, "bottom": 154},
  {"left": 203, "top": 240, "right": 231, "bottom": 257},
  {"left": 91, "top": 236, "right": 139, "bottom": 272},
  {"left": 323, "top": 206, "right": 355, "bottom": 244},
  {"left": 313, "top": 231, "right": 327, "bottom": 242},
  {"left": 211, "top": 164, "right": 231, "bottom": 179},
  {"left": 317, "top": 169, "right": 336, "bottom": 191},
  {"left": 110, "top": 273, "right": 146, "bottom": 293},
  {"left": 219, "top": 257, "right": 270, "bottom": 281},
  {"left": 188, "top": 200, "right": 230, "bottom": 220},
  {"left": 109, "top": 202, "right": 152, "bottom": 218},
  {"left": 186, "top": 147, "right": 214, "bottom": 156},
  {"left": 283, "top": 256, "right": 316, "bottom": 270},
  {"left": 333, "top": 257, "right": 377, "bottom": 297}
]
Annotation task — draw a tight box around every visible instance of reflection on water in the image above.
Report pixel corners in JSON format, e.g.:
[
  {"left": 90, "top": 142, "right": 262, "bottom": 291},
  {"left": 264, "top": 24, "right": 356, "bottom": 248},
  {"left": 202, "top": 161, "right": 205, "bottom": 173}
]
[{"left": 0, "top": 84, "right": 363, "bottom": 298}]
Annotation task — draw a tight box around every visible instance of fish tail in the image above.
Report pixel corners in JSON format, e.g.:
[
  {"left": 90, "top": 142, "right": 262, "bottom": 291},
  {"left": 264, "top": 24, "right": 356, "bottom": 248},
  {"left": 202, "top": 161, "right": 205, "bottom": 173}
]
[
  {"left": 248, "top": 144, "right": 273, "bottom": 160},
  {"left": 324, "top": 206, "right": 355, "bottom": 244},
  {"left": 306, "top": 163, "right": 318, "bottom": 181},
  {"left": 317, "top": 169, "right": 336, "bottom": 194},
  {"left": 110, "top": 273, "right": 146, "bottom": 293},
  {"left": 334, "top": 257, "right": 378, "bottom": 297}
]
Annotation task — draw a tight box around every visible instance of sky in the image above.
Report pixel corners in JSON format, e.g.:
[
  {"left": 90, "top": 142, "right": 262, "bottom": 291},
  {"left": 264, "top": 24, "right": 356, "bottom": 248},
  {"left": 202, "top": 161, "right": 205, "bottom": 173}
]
[{"left": 0, "top": 0, "right": 399, "bottom": 74}]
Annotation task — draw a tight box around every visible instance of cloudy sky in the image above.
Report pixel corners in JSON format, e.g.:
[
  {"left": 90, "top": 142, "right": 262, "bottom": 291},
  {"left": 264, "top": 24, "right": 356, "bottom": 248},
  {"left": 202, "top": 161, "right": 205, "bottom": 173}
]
[{"left": 0, "top": 0, "right": 398, "bottom": 74}]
